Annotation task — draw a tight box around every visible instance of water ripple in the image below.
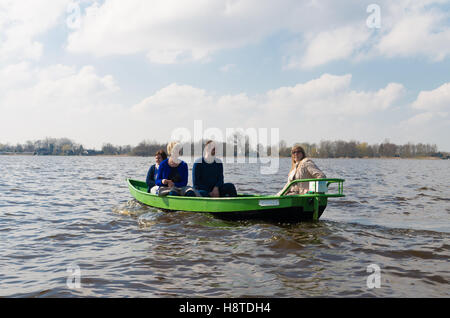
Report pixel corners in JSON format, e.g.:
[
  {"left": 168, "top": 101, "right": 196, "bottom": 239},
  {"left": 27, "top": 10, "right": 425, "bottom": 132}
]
[{"left": 0, "top": 156, "right": 449, "bottom": 297}]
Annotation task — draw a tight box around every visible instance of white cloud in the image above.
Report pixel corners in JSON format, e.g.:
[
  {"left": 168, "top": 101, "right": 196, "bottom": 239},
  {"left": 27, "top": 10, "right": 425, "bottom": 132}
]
[
  {"left": 1, "top": 64, "right": 119, "bottom": 111},
  {"left": 0, "top": 0, "right": 70, "bottom": 62},
  {"left": 289, "top": 0, "right": 450, "bottom": 68},
  {"left": 398, "top": 81, "right": 450, "bottom": 149},
  {"left": 0, "top": 62, "right": 33, "bottom": 90},
  {"left": 219, "top": 64, "right": 237, "bottom": 73},
  {"left": 264, "top": 74, "right": 404, "bottom": 116},
  {"left": 412, "top": 82, "right": 450, "bottom": 111},
  {"left": 132, "top": 83, "right": 213, "bottom": 115},
  {"left": 287, "top": 26, "right": 371, "bottom": 69},
  {"left": 130, "top": 74, "right": 405, "bottom": 146},
  {"left": 4, "top": 68, "right": 449, "bottom": 149},
  {"left": 63, "top": 0, "right": 450, "bottom": 67},
  {"left": 375, "top": 5, "right": 450, "bottom": 61},
  {"left": 398, "top": 111, "right": 449, "bottom": 148},
  {"left": 403, "top": 112, "right": 435, "bottom": 126},
  {"left": 0, "top": 0, "right": 448, "bottom": 68},
  {"left": 66, "top": 0, "right": 300, "bottom": 63},
  {"left": 0, "top": 63, "right": 121, "bottom": 147}
]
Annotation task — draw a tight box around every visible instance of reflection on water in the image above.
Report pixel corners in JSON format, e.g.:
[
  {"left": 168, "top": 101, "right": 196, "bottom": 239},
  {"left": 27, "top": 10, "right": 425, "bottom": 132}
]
[{"left": 0, "top": 156, "right": 449, "bottom": 297}]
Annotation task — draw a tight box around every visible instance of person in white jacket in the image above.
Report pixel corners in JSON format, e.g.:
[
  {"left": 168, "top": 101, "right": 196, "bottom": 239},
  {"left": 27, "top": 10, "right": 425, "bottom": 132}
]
[{"left": 277, "top": 145, "right": 326, "bottom": 196}]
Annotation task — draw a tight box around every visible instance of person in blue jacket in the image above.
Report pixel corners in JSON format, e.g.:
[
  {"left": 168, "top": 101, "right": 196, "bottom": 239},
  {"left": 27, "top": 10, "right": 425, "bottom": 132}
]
[
  {"left": 193, "top": 140, "right": 237, "bottom": 197},
  {"left": 146, "top": 149, "right": 167, "bottom": 193},
  {"left": 155, "top": 142, "right": 197, "bottom": 197}
]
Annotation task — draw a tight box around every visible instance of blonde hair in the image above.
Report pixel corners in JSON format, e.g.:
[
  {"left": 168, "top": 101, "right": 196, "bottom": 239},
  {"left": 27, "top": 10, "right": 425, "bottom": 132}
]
[
  {"left": 290, "top": 145, "right": 306, "bottom": 172},
  {"left": 167, "top": 141, "right": 180, "bottom": 156}
]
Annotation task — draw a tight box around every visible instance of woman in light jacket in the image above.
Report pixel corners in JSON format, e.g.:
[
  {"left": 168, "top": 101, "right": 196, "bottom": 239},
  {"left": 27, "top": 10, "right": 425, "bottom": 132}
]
[{"left": 277, "top": 145, "right": 326, "bottom": 196}]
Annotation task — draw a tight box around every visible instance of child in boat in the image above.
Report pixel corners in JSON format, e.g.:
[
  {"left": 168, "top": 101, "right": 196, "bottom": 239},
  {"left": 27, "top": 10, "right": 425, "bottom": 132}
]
[
  {"left": 146, "top": 149, "right": 167, "bottom": 193},
  {"left": 277, "top": 145, "right": 326, "bottom": 196},
  {"left": 155, "top": 141, "right": 197, "bottom": 197},
  {"left": 192, "top": 140, "right": 237, "bottom": 197}
]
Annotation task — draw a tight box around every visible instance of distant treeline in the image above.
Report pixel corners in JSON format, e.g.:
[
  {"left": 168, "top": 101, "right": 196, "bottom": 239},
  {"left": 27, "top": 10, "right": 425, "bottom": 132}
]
[
  {"left": 0, "top": 138, "right": 166, "bottom": 157},
  {"left": 0, "top": 137, "right": 448, "bottom": 159},
  {"left": 279, "top": 140, "right": 447, "bottom": 159}
]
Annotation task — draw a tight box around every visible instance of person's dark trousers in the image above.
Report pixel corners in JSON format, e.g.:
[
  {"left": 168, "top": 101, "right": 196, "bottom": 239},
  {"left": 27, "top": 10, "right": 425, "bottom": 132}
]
[
  {"left": 168, "top": 188, "right": 197, "bottom": 197},
  {"left": 198, "top": 190, "right": 210, "bottom": 197},
  {"left": 184, "top": 189, "right": 197, "bottom": 197},
  {"left": 219, "top": 183, "right": 237, "bottom": 197},
  {"left": 197, "top": 183, "right": 237, "bottom": 197}
]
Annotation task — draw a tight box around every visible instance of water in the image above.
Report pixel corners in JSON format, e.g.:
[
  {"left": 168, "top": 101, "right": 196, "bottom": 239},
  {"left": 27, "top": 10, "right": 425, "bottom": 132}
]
[{"left": 0, "top": 156, "right": 448, "bottom": 297}]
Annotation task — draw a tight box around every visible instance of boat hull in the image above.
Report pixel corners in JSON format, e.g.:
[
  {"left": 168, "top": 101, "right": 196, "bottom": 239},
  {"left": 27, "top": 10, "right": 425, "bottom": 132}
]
[
  {"left": 127, "top": 179, "right": 328, "bottom": 222},
  {"left": 208, "top": 206, "right": 326, "bottom": 222}
]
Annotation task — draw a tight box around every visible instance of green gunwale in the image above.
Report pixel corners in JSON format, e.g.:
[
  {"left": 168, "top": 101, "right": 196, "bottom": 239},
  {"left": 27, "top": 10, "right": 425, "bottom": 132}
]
[{"left": 126, "top": 178, "right": 345, "bottom": 215}]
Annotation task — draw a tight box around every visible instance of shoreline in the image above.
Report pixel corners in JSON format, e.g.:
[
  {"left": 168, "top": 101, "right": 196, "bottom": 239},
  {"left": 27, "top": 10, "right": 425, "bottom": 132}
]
[{"left": 0, "top": 154, "right": 447, "bottom": 160}]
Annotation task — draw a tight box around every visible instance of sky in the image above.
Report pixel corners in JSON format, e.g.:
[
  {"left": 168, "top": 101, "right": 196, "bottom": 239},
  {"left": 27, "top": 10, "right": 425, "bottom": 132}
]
[{"left": 0, "top": 0, "right": 449, "bottom": 150}]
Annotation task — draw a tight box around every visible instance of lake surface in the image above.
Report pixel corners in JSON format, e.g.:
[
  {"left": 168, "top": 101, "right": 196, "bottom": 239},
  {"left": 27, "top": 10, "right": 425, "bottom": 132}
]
[{"left": 0, "top": 156, "right": 449, "bottom": 297}]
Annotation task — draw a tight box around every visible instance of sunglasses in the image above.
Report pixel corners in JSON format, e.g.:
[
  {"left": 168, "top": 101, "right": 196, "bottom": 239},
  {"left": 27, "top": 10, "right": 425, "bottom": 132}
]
[{"left": 291, "top": 151, "right": 303, "bottom": 155}]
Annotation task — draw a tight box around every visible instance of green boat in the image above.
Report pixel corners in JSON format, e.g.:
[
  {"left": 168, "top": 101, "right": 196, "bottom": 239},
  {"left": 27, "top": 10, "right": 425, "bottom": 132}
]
[{"left": 127, "top": 178, "right": 345, "bottom": 222}]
